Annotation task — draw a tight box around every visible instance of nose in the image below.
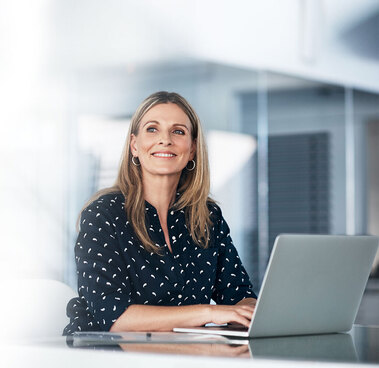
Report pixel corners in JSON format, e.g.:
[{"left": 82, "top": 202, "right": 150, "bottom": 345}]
[{"left": 159, "top": 131, "right": 172, "bottom": 146}]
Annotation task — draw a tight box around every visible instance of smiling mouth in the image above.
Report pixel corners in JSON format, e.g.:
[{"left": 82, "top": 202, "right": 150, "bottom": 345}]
[{"left": 152, "top": 153, "right": 176, "bottom": 157}]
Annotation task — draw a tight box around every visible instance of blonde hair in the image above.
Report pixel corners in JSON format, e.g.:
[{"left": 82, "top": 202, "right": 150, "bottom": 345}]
[{"left": 81, "top": 91, "right": 214, "bottom": 253}]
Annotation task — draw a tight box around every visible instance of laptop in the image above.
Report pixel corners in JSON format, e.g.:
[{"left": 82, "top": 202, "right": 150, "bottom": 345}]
[{"left": 174, "top": 234, "right": 379, "bottom": 338}]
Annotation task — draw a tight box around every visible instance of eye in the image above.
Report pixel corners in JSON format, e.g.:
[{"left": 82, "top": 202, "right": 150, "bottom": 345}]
[
  {"left": 173, "top": 129, "right": 185, "bottom": 135},
  {"left": 146, "top": 127, "right": 157, "bottom": 133}
]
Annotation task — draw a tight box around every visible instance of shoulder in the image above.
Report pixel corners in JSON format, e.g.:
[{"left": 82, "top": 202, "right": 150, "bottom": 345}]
[
  {"left": 84, "top": 192, "right": 124, "bottom": 212},
  {"left": 206, "top": 201, "right": 232, "bottom": 238},
  {"left": 207, "top": 200, "right": 222, "bottom": 222},
  {"left": 80, "top": 192, "right": 125, "bottom": 224}
]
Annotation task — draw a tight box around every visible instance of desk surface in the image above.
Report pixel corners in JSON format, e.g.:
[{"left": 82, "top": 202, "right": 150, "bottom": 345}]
[{"left": 10, "top": 324, "right": 377, "bottom": 366}]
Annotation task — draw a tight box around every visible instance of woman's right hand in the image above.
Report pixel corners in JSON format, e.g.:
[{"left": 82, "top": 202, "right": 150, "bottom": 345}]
[
  {"left": 110, "top": 303, "right": 256, "bottom": 333},
  {"left": 208, "top": 304, "right": 255, "bottom": 328}
]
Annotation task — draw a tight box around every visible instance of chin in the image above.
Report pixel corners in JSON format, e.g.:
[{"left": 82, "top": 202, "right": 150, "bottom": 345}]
[
  {"left": 152, "top": 167, "right": 183, "bottom": 176},
  {"left": 156, "top": 170, "right": 182, "bottom": 176}
]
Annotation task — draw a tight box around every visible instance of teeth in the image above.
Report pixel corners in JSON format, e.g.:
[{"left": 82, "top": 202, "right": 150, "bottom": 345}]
[{"left": 153, "top": 153, "right": 175, "bottom": 157}]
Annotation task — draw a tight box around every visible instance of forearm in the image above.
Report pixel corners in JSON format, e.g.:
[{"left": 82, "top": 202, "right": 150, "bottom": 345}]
[
  {"left": 110, "top": 301, "right": 255, "bottom": 332},
  {"left": 110, "top": 304, "right": 212, "bottom": 332}
]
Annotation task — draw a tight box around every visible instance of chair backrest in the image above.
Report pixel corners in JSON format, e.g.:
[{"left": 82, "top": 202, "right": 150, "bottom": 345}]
[{"left": 0, "top": 279, "right": 77, "bottom": 341}]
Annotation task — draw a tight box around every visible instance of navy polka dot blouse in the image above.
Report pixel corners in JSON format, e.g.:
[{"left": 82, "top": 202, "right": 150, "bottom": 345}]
[{"left": 63, "top": 193, "right": 256, "bottom": 335}]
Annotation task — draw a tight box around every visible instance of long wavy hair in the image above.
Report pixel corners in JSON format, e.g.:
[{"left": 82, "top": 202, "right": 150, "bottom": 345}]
[{"left": 81, "top": 91, "right": 214, "bottom": 253}]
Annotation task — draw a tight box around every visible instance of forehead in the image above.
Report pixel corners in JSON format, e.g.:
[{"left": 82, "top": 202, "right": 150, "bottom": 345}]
[{"left": 141, "top": 103, "right": 191, "bottom": 127}]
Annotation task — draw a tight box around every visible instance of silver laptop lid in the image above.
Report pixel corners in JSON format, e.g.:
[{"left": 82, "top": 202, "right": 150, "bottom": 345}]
[{"left": 249, "top": 234, "right": 379, "bottom": 337}]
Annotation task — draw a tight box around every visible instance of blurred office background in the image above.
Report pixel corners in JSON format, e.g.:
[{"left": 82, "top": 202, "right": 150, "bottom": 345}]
[{"left": 1, "top": 0, "right": 379, "bottom": 324}]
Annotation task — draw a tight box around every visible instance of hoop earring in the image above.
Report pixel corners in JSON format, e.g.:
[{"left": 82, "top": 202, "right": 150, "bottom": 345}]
[
  {"left": 186, "top": 160, "right": 196, "bottom": 171},
  {"left": 132, "top": 156, "right": 140, "bottom": 166}
]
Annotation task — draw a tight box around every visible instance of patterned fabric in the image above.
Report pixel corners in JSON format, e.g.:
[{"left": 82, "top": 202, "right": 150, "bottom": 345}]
[{"left": 63, "top": 193, "right": 256, "bottom": 335}]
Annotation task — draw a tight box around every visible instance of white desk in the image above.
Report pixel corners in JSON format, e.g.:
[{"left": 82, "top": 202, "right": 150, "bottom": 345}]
[{"left": 2, "top": 325, "right": 379, "bottom": 368}]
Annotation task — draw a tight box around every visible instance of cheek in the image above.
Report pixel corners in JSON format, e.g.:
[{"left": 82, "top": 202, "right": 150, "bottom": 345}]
[
  {"left": 137, "top": 136, "right": 154, "bottom": 152},
  {"left": 179, "top": 145, "right": 192, "bottom": 157},
  {"left": 179, "top": 138, "right": 194, "bottom": 153}
]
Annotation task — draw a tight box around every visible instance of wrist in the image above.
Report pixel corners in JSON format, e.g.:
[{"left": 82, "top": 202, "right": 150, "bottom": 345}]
[{"left": 202, "top": 304, "right": 213, "bottom": 325}]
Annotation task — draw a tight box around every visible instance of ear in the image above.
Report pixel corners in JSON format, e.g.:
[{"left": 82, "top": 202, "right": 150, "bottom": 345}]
[
  {"left": 130, "top": 134, "right": 138, "bottom": 156},
  {"left": 189, "top": 139, "right": 197, "bottom": 160}
]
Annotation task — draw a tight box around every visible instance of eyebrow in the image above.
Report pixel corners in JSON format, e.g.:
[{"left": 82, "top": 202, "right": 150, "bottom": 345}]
[{"left": 143, "top": 120, "right": 190, "bottom": 131}]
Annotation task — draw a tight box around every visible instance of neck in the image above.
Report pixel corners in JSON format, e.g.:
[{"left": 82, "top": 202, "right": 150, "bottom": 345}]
[{"left": 142, "top": 173, "right": 180, "bottom": 215}]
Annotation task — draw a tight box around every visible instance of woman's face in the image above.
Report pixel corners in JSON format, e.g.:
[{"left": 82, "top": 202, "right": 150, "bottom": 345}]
[{"left": 130, "top": 103, "right": 196, "bottom": 179}]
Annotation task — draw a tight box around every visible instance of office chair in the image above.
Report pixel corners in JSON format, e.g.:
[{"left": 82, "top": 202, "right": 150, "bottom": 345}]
[{"left": 0, "top": 279, "right": 76, "bottom": 341}]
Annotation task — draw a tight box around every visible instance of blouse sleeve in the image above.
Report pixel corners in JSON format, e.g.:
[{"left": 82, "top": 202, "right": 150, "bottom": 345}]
[
  {"left": 75, "top": 201, "right": 133, "bottom": 331},
  {"left": 211, "top": 206, "right": 257, "bottom": 304}
]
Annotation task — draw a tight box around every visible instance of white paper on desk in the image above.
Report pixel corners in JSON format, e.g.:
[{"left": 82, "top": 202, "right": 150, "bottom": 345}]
[{"left": 71, "top": 331, "right": 248, "bottom": 346}]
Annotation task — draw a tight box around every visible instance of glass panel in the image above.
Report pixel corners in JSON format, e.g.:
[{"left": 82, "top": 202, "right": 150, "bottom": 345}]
[
  {"left": 67, "top": 62, "right": 260, "bottom": 289},
  {"left": 237, "top": 90, "right": 259, "bottom": 287},
  {"left": 264, "top": 73, "right": 346, "bottom": 284},
  {"left": 239, "top": 73, "right": 348, "bottom": 288},
  {"left": 353, "top": 89, "right": 379, "bottom": 278},
  {"left": 65, "top": 64, "right": 379, "bottom": 296}
]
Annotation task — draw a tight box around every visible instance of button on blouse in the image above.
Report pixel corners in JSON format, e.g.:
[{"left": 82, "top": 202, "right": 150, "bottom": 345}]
[{"left": 63, "top": 193, "right": 256, "bottom": 335}]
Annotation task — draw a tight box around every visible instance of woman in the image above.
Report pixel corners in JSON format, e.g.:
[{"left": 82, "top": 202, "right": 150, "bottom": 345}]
[{"left": 64, "top": 91, "right": 256, "bottom": 335}]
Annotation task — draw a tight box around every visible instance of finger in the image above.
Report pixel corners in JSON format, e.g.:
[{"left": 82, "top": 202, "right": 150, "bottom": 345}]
[
  {"left": 230, "top": 309, "right": 253, "bottom": 323},
  {"left": 231, "top": 306, "right": 255, "bottom": 316},
  {"left": 229, "top": 313, "right": 251, "bottom": 328},
  {"left": 234, "top": 306, "right": 255, "bottom": 317},
  {"left": 220, "top": 306, "right": 254, "bottom": 321},
  {"left": 237, "top": 309, "right": 254, "bottom": 321},
  {"left": 210, "top": 306, "right": 253, "bottom": 326}
]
